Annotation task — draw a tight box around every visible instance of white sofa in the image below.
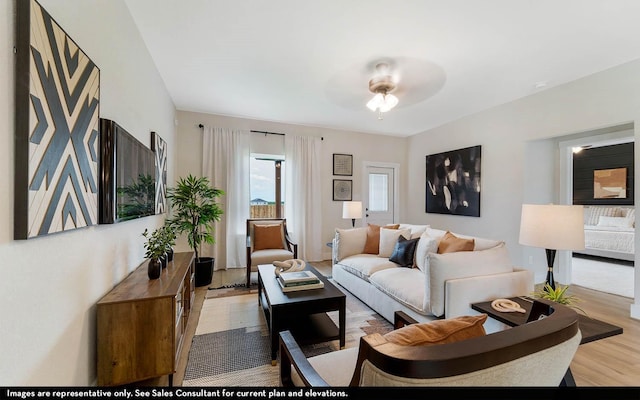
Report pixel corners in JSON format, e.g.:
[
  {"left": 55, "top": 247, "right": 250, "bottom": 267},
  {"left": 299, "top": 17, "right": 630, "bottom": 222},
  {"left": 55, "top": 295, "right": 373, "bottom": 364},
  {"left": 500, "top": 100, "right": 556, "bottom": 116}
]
[
  {"left": 331, "top": 224, "right": 534, "bottom": 333},
  {"left": 577, "top": 206, "right": 635, "bottom": 262}
]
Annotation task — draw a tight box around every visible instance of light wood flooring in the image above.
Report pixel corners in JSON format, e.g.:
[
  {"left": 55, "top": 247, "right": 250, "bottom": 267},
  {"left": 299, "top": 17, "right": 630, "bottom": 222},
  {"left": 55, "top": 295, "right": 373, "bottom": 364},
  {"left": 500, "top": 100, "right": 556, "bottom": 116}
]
[{"left": 145, "top": 263, "right": 640, "bottom": 387}]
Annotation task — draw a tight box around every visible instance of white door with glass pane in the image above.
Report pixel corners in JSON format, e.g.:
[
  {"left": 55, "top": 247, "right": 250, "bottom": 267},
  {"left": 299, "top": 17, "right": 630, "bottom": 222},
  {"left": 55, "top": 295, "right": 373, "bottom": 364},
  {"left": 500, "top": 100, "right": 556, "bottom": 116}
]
[{"left": 364, "top": 165, "right": 396, "bottom": 226}]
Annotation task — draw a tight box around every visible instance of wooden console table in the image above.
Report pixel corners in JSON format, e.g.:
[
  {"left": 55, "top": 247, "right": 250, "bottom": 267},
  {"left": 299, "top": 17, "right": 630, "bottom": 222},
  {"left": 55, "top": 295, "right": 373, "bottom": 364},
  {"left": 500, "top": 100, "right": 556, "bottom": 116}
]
[{"left": 97, "top": 251, "right": 195, "bottom": 386}]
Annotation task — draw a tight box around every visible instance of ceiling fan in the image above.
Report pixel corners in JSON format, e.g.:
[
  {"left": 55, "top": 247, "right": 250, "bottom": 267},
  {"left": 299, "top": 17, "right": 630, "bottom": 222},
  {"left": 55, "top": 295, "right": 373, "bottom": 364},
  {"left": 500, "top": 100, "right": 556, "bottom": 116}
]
[
  {"left": 366, "top": 63, "right": 399, "bottom": 119},
  {"left": 325, "top": 56, "right": 447, "bottom": 118}
]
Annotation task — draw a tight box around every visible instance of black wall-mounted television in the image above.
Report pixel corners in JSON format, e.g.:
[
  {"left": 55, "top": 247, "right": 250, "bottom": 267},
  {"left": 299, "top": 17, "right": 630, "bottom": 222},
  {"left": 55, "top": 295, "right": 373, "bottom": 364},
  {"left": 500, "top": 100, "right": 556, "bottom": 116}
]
[{"left": 99, "top": 118, "right": 156, "bottom": 224}]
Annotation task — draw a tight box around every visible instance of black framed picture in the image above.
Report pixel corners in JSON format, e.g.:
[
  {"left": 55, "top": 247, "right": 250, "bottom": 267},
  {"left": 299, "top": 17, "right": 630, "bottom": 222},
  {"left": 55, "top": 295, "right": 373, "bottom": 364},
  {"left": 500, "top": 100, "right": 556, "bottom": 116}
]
[
  {"left": 333, "top": 153, "right": 353, "bottom": 176},
  {"left": 333, "top": 179, "right": 352, "bottom": 201},
  {"left": 425, "top": 145, "right": 481, "bottom": 217}
]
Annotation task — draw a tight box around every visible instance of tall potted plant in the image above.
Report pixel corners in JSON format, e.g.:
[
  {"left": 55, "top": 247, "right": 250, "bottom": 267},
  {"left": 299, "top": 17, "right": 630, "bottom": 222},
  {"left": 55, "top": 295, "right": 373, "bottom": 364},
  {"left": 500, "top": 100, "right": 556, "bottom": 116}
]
[{"left": 167, "top": 174, "right": 224, "bottom": 287}]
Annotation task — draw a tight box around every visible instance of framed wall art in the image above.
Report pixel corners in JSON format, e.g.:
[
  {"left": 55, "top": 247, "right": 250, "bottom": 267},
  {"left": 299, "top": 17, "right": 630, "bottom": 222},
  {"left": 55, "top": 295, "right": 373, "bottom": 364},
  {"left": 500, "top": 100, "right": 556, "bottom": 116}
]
[
  {"left": 333, "top": 153, "right": 353, "bottom": 176},
  {"left": 594, "top": 167, "right": 627, "bottom": 199},
  {"left": 425, "top": 145, "right": 481, "bottom": 217},
  {"left": 573, "top": 142, "right": 633, "bottom": 205},
  {"left": 333, "top": 179, "right": 353, "bottom": 201},
  {"left": 152, "top": 132, "right": 168, "bottom": 214},
  {"left": 14, "top": 0, "right": 100, "bottom": 239}
]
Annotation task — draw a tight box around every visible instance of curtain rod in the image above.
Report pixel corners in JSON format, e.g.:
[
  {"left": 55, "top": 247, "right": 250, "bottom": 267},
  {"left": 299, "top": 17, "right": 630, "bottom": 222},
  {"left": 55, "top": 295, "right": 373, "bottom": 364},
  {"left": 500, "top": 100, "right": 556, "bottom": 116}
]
[{"left": 198, "top": 124, "right": 323, "bottom": 140}]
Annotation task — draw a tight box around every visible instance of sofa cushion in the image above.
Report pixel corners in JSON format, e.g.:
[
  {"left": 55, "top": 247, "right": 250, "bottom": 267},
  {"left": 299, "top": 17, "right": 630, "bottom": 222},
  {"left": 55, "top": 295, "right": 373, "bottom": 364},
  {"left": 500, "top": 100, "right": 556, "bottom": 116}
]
[
  {"left": 335, "top": 227, "right": 367, "bottom": 262},
  {"left": 363, "top": 224, "right": 382, "bottom": 254},
  {"left": 429, "top": 243, "right": 513, "bottom": 317},
  {"left": 253, "top": 224, "right": 284, "bottom": 251},
  {"left": 338, "top": 254, "right": 398, "bottom": 281},
  {"left": 425, "top": 228, "right": 501, "bottom": 251},
  {"left": 379, "top": 228, "right": 411, "bottom": 258},
  {"left": 415, "top": 231, "right": 439, "bottom": 272},
  {"left": 383, "top": 314, "right": 487, "bottom": 346},
  {"left": 369, "top": 267, "right": 427, "bottom": 313},
  {"left": 389, "top": 236, "right": 420, "bottom": 268},
  {"left": 399, "top": 224, "right": 430, "bottom": 239},
  {"left": 363, "top": 224, "right": 399, "bottom": 254},
  {"left": 437, "top": 231, "right": 474, "bottom": 254},
  {"left": 251, "top": 249, "right": 295, "bottom": 266}
]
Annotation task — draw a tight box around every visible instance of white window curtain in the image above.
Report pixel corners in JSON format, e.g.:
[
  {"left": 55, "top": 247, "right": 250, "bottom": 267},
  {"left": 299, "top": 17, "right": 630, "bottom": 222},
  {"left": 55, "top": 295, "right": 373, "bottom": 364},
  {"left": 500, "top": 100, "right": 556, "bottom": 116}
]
[
  {"left": 202, "top": 126, "right": 251, "bottom": 270},
  {"left": 284, "top": 135, "right": 323, "bottom": 261}
]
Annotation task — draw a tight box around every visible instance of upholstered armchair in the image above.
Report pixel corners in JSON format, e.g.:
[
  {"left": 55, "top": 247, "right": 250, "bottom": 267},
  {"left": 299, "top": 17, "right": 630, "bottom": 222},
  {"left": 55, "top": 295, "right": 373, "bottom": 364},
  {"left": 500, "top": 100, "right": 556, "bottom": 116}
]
[
  {"left": 246, "top": 218, "right": 298, "bottom": 287},
  {"left": 279, "top": 299, "right": 581, "bottom": 387}
]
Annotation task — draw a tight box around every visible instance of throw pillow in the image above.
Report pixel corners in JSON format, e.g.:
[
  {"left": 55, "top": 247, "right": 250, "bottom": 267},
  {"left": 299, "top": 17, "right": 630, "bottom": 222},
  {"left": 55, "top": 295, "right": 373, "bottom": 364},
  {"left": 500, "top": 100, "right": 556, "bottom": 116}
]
[
  {"left": 389, "top": 235, "right": 420, "bottom": 268},
  {"left": 253, "top": 224, "right": 284, "bottom": 251},
  {"left": 363, "top": 224, "right": 382, "bottom": 254},
  {"left": 378, "top": 228, "right": 411, "bottom": 258},
  {"left": 414, "top": 231, "right": 438, "bottom": 272},
  {"left": 437, "top": 231, "right": 475, "bottom": 254},
  {"left": 597, "top": 215, "right": 634, "bottom": 229},
  {"left": 384, "top": 314, "right": 487, "bottom": 346},
  {"left": 335, "top": 227, "right": 368, "bottom": 262}
]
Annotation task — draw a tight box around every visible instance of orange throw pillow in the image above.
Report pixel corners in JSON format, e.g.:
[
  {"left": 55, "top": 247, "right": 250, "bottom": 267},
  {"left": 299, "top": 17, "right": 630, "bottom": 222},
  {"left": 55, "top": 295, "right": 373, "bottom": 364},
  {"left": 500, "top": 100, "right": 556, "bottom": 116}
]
[
  {"left": 363, "top": 224, "right": 381, "bottom": 254},
  {"left": 253, "top": 224, "right": 284, "bottom": 251},
  {"left": 437, "top": 231, "right": 475, "bottom": 254},
  {"left": 384, "top": 314, "right": 487, "bottom": 346}
]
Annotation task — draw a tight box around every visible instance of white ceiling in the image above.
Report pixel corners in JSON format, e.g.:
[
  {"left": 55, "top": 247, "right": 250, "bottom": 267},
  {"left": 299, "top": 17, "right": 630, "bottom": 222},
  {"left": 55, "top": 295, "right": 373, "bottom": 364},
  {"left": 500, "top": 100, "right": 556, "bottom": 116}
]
[{"left": 124, "top": 0, "right": 640, "bottom": 137}]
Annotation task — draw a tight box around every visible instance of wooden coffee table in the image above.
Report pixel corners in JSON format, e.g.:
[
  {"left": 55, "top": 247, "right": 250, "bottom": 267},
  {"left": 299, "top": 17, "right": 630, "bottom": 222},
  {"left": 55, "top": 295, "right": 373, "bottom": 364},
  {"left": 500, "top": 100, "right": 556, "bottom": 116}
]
[{"left": 257, "top": 263, "right": 346, "bottom": 365}]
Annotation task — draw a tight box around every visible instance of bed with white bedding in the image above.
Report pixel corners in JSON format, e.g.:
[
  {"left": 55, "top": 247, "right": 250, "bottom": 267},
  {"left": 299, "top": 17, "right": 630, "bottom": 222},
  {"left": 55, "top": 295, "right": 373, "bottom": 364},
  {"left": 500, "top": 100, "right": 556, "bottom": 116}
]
[{"left": 575, "top": 206, "right": 635, "bottom": 262}]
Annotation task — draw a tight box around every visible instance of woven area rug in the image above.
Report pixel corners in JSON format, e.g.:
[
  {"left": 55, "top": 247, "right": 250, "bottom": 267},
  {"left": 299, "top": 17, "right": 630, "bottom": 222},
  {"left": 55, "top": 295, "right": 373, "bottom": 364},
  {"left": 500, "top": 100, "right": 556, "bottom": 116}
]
[{"left": 182, "top": 278, "right": 393, "bottom": 387}]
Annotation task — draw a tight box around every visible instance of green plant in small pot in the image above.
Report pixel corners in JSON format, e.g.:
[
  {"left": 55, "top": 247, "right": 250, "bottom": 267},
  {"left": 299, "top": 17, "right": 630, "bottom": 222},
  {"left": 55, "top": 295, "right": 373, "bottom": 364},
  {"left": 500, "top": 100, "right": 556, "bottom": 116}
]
[
  {"left": 532, "top": 283, "right": 588, "bottom": 316},
  {"left": 167, "top": 175, "right": 224, "bottom": 287},
  {"left": 142, "top": 228, "right": 166, "bottom": 279},
  {"left": 160, "top": 224, "right": 177, "bottom": 262}
]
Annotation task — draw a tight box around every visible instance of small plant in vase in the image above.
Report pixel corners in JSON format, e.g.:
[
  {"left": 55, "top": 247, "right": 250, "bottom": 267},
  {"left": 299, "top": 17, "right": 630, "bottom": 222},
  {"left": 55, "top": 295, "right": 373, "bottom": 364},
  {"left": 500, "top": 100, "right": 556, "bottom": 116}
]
[
  {"left": 160, "top": 224, "right": 177, "bottom": 262},
  {"left": 142, "top": 228, "right": 166, "bottom": 279},
  {"left": 532, "top": 283, "right": 588, "bottom": 316}
]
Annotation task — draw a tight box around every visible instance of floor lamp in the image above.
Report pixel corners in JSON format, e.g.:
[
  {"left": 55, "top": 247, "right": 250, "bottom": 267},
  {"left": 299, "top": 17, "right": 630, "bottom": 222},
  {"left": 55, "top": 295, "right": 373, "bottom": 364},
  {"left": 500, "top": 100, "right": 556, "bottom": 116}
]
[
  {"left": 519, "top": 204, "right": 585, "bottom": 291},
  {"left": 342, "top": 201, "right": 362, "bottom": 228}
]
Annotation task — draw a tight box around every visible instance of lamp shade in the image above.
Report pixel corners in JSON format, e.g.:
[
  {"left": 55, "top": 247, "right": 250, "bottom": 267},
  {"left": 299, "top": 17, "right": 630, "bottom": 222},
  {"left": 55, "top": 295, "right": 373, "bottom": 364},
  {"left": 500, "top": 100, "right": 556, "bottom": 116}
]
[
  {"left": 342, "top": 201, "right": 363, "bottom": 219},
  {"left": 519, "top": 204, "right": 585, "bottom": 250}
]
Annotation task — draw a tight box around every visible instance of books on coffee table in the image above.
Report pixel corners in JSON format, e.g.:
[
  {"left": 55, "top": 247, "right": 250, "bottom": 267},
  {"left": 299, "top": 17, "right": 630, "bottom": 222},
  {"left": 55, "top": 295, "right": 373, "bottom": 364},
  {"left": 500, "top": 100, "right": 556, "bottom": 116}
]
[
  {"left": 278, "top": 270, "right": 319, "bottom": 286},
  {"left": 277, "top": 277, "right": 324, "bottom": 292},
  {"left": 276, "top": 270, "right": 324, "bottom": 292}
]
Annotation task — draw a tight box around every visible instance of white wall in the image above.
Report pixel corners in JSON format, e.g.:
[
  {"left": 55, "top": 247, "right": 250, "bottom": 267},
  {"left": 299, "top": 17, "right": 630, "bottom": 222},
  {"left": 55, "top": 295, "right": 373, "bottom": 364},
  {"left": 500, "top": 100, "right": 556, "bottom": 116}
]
[
  {"left": 405, "top": 58, "right": 640, "bottom": 319},
  {"left": 175, "top": 110, "right": 408, "bottom": 261},
  {"left": 0, "top": 0, "right": 176, "bottom": 385}
]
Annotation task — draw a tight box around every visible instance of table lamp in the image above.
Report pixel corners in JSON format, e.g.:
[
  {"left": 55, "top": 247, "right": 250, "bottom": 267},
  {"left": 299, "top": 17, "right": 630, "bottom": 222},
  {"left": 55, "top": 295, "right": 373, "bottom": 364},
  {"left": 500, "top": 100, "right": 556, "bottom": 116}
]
[
  {"left": 342, "top": 201, "right": 362, "bottom": 228},
  {"left": 519, "top": 204, "right": 585, "bottom": 291}
]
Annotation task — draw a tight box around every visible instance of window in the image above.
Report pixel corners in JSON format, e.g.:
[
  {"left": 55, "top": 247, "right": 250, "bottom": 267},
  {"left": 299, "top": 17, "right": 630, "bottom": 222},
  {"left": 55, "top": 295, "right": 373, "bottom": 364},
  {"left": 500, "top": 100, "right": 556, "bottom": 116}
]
[
  {"left": 368, "top": 173, "right": 389, "bottom": 212},
  {"left": 250, "top": 154, "right": 285, "bottom": 218}
]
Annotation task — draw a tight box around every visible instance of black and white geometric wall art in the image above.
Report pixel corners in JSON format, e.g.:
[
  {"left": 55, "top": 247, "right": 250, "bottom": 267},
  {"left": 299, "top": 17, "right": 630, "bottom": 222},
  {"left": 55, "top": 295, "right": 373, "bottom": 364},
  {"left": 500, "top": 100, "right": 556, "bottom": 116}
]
[
  {"left": 151, "top": 132, "right": 167, "bottom": 214},
  {"left": 426, "top": 145, "right": 481, "bottom": 217},
  {"left": 14, "top": 0, "right": 100, "bottom": 239}
]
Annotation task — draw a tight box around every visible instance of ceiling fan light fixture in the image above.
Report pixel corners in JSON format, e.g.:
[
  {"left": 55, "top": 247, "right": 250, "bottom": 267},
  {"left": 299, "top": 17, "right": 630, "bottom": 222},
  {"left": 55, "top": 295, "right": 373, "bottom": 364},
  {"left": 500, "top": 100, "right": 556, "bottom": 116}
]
[
  {"left": 366, "top": 68, "right": 399, "bottom": 115},
  {"left": 366, "top": 93, "right": 384, "bottom": 111}
]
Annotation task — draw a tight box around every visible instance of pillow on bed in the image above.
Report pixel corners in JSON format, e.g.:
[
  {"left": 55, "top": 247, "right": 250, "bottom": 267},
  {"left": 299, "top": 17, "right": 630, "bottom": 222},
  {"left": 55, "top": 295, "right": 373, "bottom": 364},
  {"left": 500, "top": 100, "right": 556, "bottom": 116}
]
[{"left": 597, "top": 216, "right": 634, "bottom": 229}]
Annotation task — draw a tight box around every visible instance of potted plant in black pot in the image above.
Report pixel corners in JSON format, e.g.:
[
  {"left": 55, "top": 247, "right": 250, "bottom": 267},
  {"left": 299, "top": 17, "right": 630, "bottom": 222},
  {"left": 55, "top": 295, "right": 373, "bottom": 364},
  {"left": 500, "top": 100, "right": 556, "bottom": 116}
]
[
  {"left": 167, "top": 174, "right": 224, "bottom": 287},
  {"left": 160, "top": 224, "right": 177, "bottom": 263},
  {"left": 142, "top": 228, "right": 165, "bottom": 279}
]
